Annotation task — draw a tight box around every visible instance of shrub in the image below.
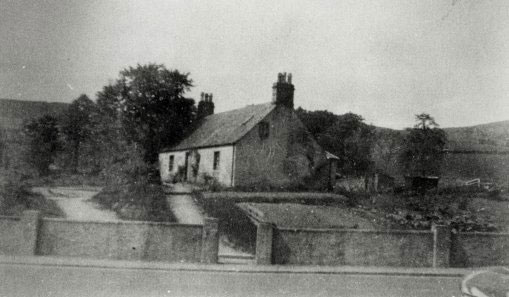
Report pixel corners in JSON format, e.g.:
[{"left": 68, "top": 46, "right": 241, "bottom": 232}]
[
  {"left": 92, "top": 180, "right": 174, "bottom": 222},
  {"left": 0, "top": 169, "right": 63, "bottom": 217}
]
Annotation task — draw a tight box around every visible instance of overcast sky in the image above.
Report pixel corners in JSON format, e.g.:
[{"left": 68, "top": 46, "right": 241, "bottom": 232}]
[{"left": 1, "top": 0, "right": 508, "bottom": 129}]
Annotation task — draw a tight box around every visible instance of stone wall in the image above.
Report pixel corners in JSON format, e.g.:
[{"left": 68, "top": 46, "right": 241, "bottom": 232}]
[
  {"left": 0, "top": 215, "right": 22, "bottom": 254},
  {"left": 234, "top": 106, "right": 327, "bottom": 188},
  {"left": 0, "top": 211, "right": 219, "bottom": 263},
  {"left": 272, "top": 228, "right": 434, "bottom": 267},
  {"left": 451, "top": 232, "right": 509, "bottom": 267}
]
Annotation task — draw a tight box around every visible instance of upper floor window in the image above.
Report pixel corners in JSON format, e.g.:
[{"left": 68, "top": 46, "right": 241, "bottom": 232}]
[
  {"left": 259, "top": 121, "right": 270, "bottom": 140},
  {"left": 169, "top": 155, "right": 174, "bottom": 172},
  {"left": 213, "top": 151, "right": 220, "bottom": 170}
]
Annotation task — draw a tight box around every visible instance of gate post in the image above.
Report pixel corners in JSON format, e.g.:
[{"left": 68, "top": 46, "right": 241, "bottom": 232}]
[
  {"left": 432, "top": 224, "right": 451, "bottom": 268},
  {"left": 255, "top": 222, "right": 273, "bottom": 265},
  {"left": 20, "top": 210, "right": 41, "bottom": 255},
  {"left": 201, "top": 217, "right": 219, "bottom": 264}
]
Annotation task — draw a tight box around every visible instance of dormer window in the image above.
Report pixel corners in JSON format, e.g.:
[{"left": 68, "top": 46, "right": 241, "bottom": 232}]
[{"left": 259, "top": 121, "right": 269, "bottom": 139}]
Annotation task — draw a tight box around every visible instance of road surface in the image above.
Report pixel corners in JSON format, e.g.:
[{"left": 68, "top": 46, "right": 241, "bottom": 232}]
[
  {"left": 0, "top": 261, "right": 462, "bottom": 297},
  {"left": 33, "top": 187, "right": 118, "bottom": 221}
]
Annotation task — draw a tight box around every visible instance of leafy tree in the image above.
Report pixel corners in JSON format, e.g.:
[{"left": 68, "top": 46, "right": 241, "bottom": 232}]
[
  {"left": 24, "top": 115, "right": 61, "bottom": 175},
  {"left": 110, "top": 64, "right": 196, "bottom": 163},
  {"left": 297, "top": 109, "right": 375, "bottom": 176},
  {"left": 61, "top": 94, "right": 97, "bottom": 172},
  {"left": 399, "top": 113, "right": 447, "bottom": 176}
]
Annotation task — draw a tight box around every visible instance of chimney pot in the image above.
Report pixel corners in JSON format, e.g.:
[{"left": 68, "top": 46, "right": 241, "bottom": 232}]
[{"left": 272, "top": 72, "right": 295, "bottom": 109}]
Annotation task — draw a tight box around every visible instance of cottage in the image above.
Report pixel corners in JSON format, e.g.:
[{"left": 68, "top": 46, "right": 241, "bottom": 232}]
[{"left": 159, "top": 73, "right": 337, "bottom": 189}]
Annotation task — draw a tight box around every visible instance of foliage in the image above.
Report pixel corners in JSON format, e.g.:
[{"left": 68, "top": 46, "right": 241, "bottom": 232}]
[
  {"left": 296, "top": 108, "right": 375, "bottom": 176},
  {"left": 111, "top": 64, "right": 196, "bottom": 163},
  {"left": 371, "top": 128, "right": 404, "bottom": 176},
  {"left": 92, "top": 181, "right": 174, "bottom": 222},
  {"left": 399, "top": 114, "right": 447, "bottom": 177},
  {"left": 61, "top": 94, "right": 97, "bottom": 172},
  {"left": 24, "top": 115, "right": 62, "bottom": 176},
  {"left": 0, "top": 169, "right": 63, "bottom": 217}
]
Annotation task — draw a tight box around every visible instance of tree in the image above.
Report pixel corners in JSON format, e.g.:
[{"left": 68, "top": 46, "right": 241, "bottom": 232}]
[
  {"left": 61, "top": 94, "right": 96, "bottom": 172},
  {"left": 111, "top": 64, "right": 196, "bottom": 163},
  {"left": 24, "top": 115, "right": 61, "bottom": 175},
  {"left": 399, "top": 113, "right": 447, "bottom": 176},
  {"left": 297, "top": 109, "right": 375, "bottom": 176}
]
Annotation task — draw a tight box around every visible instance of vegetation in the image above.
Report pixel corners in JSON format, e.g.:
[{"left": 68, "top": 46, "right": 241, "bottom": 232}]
[
  {"left": 296, "top": 108, "right": 375, "bottom": 176},
  {"left": 61, "top": 94, "right": 96, "bottom": 172},
  {"left": 0, "top": 170, "right": 63, "bottom": 217},
  {"left": 24, "top": 115, "right": 62, "bottom": 176},
  {"left": 399, "top": 113, "right": 447, "bottom": 177}
]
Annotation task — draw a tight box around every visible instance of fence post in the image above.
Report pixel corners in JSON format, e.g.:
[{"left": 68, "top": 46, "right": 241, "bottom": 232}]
[
  {"left": 20, "top": 210, "right": 41, "bottom": 255},
  {"left": 255, "top": 222, "right": 273, "bottom": 265},
  {"left": 432, "top": 224, "right": 451, "bottom": 268},
  {"left": 201, "top": 217, "right": 219, "bottom": 264}
]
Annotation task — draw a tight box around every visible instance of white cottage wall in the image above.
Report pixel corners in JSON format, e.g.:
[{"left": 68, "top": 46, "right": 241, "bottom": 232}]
[{"left": 159, "top": 145, "right": 234, "bottom": 186}]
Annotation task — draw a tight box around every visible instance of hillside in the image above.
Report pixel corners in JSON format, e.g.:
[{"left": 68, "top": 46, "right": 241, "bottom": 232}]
[
  {"left": 0, "top": 98, "right": 68, "bottom": 131},
  {"left": 373, "top": 120, "right": 509, "bottom": 184},
  {"left": 444, "top": 120, "right": 509, "bottom": 153}
]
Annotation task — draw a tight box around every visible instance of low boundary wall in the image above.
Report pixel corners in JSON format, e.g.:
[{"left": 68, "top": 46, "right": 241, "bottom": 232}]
[
  {"left": 251, "top": 214, "right": 506, "bottom": 268},
  {"left": 201, "top": 192, "right": 346, "bottom": 204},
  {"left": 0, "top": 211, "right": 219, "bottom": 263}
]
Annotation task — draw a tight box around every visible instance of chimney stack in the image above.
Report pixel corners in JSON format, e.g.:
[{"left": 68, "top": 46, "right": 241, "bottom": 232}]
[
  {"left": 272, "top": 72, "right": 295, "bottom": 109},
  {"left": 197, "top": 92, "right": 215, "bottom": 120}
]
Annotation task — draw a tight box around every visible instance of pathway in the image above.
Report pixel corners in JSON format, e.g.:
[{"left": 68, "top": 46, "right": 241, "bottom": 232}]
[
  {"left": 165, "top": 183, "right": 254, "bottom": 263},
  {"left": 33, "top": 187, "right": 118, "bottom": 221}
]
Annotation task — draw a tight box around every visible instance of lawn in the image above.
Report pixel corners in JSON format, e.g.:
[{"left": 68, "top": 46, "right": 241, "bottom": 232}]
[{"left": 238, "top": 202, "right": 377, "bottom": 229}]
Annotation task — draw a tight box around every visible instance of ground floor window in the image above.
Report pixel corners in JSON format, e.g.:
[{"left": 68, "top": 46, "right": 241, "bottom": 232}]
[
  {"left": 169, "top": 155, "right": 174, "bottom": 172},
  {"left": 213, "top": 151, "right": 220, "bottom": 170}
]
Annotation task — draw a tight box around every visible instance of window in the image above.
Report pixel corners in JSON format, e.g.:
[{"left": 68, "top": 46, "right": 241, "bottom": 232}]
[
  {"left": 259, "top": 121, "right": 269, "bottom": 139},
  {"left": 169, "top": 155, "right": 174, "bottom": 172},
  {"left": 213, "top": 151, "right": 220, "bottom": 170}
]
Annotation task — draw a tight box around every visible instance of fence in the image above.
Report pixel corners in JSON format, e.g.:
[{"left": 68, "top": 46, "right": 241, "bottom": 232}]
[{"left": 0, "top": 211, "right": 219, "bottom": 263}]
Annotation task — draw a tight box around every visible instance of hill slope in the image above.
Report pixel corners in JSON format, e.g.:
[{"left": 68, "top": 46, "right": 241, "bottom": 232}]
[{"left": 0, "top": 98, "right": 68, "bottom": 130}]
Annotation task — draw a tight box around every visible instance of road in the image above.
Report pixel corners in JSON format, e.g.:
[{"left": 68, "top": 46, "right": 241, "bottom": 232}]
[{"left": 0, "top": 262, "right": 462, "bottom": 297}]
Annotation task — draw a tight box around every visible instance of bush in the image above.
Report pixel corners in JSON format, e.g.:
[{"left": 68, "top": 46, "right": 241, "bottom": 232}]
[
  {"left": 0, "top": 170, "right": 63, "bottom": 217},
  {"left": 92, "top": 180, "right": 175, "bottom": 222}
]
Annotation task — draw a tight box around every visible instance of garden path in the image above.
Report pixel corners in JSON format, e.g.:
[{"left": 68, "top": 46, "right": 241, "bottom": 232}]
[
  {"left": 165, "top": 183, "right": 254, "bottom": 263},
  {"left": 33, "top": 187, "right": 118, "bottom": 221}
]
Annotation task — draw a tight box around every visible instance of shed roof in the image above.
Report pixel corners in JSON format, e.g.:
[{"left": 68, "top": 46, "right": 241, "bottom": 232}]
[{"left": 163, "top": 102, "right": 276, "bottom": 152}]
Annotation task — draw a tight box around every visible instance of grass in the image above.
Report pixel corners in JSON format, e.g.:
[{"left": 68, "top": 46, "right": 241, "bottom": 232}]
[
  {"left": 239, "top": 202, "right": 377, "bottom": 229},
  {"left": 0, "top": 181, "right": 64, "bottom": 217},
  {"left": 92, "top": 182, "right": 176, "bottom": 222}
]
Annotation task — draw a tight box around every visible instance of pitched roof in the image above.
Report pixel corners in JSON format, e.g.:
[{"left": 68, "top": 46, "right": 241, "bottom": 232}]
[{"left": 164, "top": 102, "right": 276, "bottom": 152}]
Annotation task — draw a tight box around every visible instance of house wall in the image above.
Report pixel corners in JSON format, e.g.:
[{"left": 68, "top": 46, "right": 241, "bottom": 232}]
[
  {"left": 234, "top": 106, "right": 327, "bottom": 188},
  {"left": 159, "top": 145, "right": 234, "bottom": 186}
]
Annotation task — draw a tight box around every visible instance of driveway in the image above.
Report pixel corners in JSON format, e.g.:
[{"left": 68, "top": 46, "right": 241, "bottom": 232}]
[{"left": 33, "top": 187, "right": 118, "bottom": 221}]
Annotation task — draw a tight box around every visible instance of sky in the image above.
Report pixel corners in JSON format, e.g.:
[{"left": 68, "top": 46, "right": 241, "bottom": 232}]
[{"left": 1, "top": 0, "right": 508, "bottom": 129}]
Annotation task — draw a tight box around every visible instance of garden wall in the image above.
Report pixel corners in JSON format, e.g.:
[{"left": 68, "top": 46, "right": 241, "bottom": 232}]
[
  {"left": 451, "top": 232, "right": 509, "bottom": 267},
  {"left": 0, "top": 215, "right": 22, "bottom": 254},
  {"left": 0, "top": 211, "right": 218, "bottom": 263},
  {"left": 272, "top": 228, "right": 434, "bottom": 267}
]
